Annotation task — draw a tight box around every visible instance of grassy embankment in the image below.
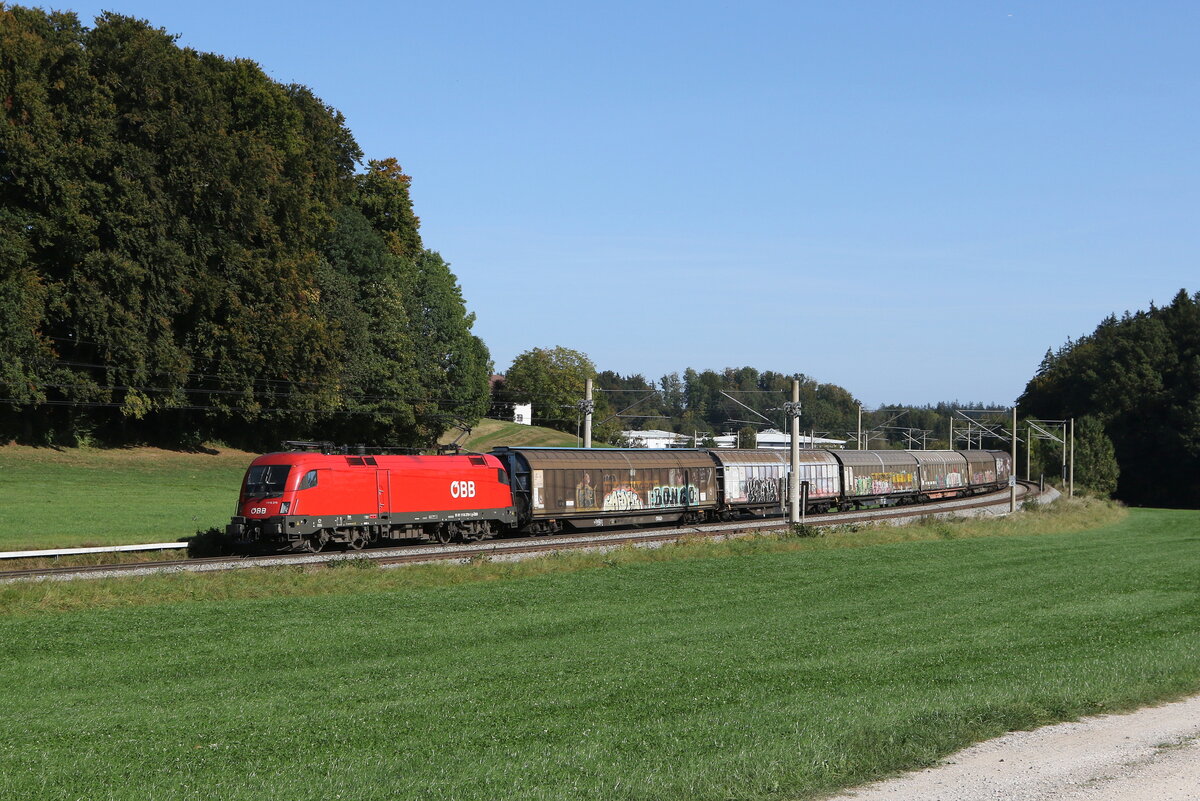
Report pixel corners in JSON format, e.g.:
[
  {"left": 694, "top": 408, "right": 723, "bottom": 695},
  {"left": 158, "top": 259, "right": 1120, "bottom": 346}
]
[
  {"left": 0, "top": 445, "right": 253, "bottom": 550},
  {"left": 2, "top": 499, "right": 1198, "bottom": 800},
  {"left": 439, "top": 416, "right": 607, "bottom": 450},
  {"left": 0, "top": 420, "right": 579, "bottom": 552}
]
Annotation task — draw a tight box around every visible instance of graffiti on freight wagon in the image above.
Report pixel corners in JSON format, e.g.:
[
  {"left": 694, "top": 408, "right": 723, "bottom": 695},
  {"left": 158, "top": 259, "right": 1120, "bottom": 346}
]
[
  {"left": 599, "top": 483, "right": 701, "bottom": 511},
  {"left": 852, "top": 472, "right": 915, "bottom": 496},
  {"left": 602, "top": 488, "right": 644, "bottom": 511},
  {"left": 647, "top": 484, "right": 699, "bottom": 508},
  {"left": 575, "top": 472, "right": 597, "bottom": 510},
  {"left": 922, "top": 472, "right": 966, "bottom": 490},
  {"left": 743, "top": 477, "right": 780, "bottom": 504}
]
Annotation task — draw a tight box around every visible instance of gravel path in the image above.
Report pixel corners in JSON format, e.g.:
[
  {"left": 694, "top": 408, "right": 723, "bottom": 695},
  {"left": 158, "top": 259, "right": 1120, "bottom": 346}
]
[{"left": 825, "top": 694, "right": 1200, "bottom": 801}]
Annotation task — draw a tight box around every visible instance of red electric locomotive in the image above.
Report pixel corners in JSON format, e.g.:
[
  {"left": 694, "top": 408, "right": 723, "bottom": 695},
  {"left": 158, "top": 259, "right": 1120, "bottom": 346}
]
[{"left": 227, "top": 444, "right": 516, "bottom": 552}]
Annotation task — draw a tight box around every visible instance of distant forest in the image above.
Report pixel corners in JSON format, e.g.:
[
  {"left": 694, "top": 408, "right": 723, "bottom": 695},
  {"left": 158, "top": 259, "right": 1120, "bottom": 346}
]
[
  {"left": 593, "top": 368, "right": 1005, "bottom": 450},
  {"left": 0, "top": 6, "right": 490, "bottom": 449},
  {"left": 1020, "top": 289, "right": 1200, "bottom": 508}
]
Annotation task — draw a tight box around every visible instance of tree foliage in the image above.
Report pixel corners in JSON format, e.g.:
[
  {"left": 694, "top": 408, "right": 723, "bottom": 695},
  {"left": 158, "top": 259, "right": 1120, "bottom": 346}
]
[
  {"left": 589, "top": 365, "right": 864, "bottom": 443},
  {"left": 502, "top": 347, "right": 596, "bottom": 433},
  {"left": 0, "top": 6, "right": 490, "bottom": 448},
  {"left": 1072, "top": 415, "right": 1119, "bottom": 497},
  {"left": 1019, "top": 289, "right": 1200, "bottom": 507}
]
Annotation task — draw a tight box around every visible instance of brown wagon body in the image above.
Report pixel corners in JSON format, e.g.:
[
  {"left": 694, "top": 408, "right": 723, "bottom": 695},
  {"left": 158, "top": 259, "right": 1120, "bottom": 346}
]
[{"left": 491, "top": 447, "right": 718, "bottom": 532}]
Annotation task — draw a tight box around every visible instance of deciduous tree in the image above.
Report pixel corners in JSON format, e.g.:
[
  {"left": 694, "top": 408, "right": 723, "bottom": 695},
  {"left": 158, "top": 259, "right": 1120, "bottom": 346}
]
[{"left": 504, "top": 347, "right": 596, "bottom": 433}]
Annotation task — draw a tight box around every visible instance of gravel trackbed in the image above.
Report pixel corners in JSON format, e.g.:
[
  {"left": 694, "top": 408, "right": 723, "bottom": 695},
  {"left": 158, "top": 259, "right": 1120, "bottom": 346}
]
[{"left": 826, "top": 694, "right": 1200, "bottom": 801}]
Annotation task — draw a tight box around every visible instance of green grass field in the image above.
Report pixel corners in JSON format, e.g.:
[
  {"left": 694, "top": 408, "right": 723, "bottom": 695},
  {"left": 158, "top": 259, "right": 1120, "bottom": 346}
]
[
  {"left": 0, "top": 445, "right": 254, "bottom": 549},
  {"left": 1, "top": 504, "right": 1197, "bottom": 800}
]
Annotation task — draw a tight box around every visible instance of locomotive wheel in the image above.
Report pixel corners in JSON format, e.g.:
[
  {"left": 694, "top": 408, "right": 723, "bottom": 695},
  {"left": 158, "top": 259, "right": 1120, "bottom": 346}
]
[
  {"left": 348, "top": 531, "right": 367, "bottom": 550},
  {"left": 303, "top": 532, "right": 329, "bottom": 553},
  {"left": 433, "top": 525, "right": 453, "bottom": 545}
]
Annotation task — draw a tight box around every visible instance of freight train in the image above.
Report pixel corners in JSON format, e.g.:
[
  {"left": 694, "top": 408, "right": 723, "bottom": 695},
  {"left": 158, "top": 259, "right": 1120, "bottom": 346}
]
[{"left": 227, "top": 444, "right": 1013, "bottom": 552}]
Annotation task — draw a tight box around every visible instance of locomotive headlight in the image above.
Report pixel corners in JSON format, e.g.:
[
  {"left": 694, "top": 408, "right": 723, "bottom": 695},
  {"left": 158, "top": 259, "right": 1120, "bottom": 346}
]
[{"left": 280, "top": 502, "right": 291, "bottom": 514}]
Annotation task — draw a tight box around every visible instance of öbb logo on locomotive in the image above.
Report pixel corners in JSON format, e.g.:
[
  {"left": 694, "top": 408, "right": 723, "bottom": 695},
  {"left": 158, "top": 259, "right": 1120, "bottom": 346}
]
[{"left": 225, "top": 445, "right": 1014, "bottom": 553}]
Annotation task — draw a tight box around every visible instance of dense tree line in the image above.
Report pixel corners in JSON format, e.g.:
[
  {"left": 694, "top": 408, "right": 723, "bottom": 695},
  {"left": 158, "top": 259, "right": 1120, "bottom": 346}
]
[
  {"left": 0, "top": 6, "right": 490, "bottom": 449},
  {"left": 1020, "top": 289, "right": 1200, "bottom": 507},
  {"left": 496, "top": 350, "right": 871, "bottom": 445},
  {"left": 592, "top": 370, "right": 1009, "bottom": 449}
]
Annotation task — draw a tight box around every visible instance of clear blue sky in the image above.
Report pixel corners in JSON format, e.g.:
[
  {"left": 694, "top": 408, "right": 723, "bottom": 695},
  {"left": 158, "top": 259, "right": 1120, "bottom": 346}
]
[{"left": 62, "top": 1, "right": 1200, "bottom": 406}]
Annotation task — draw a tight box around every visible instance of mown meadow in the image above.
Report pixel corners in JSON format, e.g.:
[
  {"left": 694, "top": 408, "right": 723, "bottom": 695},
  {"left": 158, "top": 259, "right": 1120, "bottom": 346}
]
[
  {"left": 1, "top": 500, "right": 1198, "bottom": 800},
  {"left": 0, "top": 446, "right": 252, "bottom": 550}
]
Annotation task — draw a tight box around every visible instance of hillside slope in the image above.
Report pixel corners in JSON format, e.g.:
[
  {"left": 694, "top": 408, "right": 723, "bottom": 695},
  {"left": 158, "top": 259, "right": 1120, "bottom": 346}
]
[{"left": 439, "top": 418, "right": 606, "bottom": 451}]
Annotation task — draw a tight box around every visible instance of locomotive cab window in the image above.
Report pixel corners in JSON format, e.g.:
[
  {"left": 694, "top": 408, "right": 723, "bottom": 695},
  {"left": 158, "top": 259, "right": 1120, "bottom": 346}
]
[
  {"left": 298, "top": 469, "right": 319, "bottom": 490},
  {"left": 244, "top": 465, "right": 292, "bottom": 496}
]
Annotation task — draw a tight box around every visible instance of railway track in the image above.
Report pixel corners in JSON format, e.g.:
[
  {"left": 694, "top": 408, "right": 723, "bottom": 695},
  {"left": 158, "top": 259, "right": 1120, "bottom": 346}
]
[{"left": 0, "top": 481, "right": 1039, "bottom": 584}]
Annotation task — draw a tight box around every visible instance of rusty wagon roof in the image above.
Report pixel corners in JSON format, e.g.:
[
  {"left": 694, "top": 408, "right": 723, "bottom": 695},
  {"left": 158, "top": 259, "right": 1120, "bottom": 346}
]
[
  {"left": 491, "top": 447, "right": 717, "bottom": 471},
  {"left": 907, "top": 450, "right": 969, "bottom": 468},
  {"left": 707, "top": 449, "right": 839, "bottom": 467}
]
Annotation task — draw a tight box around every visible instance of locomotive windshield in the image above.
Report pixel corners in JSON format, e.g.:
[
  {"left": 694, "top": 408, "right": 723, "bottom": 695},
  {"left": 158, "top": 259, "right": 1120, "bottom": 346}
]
[{"left": 244, "top": 465, "right": 292, "bottom": 497}]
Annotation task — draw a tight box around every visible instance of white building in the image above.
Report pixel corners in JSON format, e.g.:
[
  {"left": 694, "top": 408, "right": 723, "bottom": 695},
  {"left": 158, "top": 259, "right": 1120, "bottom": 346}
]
[
  {"left": 621, "top": 429, "right": 691, "bottom": 449},
  {"left": 718, "top": 428, "right": 845, "bottom": 449},
  {"left": 622, "top": 428, "right": 846, "bottom": 449},
  {"left": 512, "top": 403, "right": 532, "bottom": 426}
]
